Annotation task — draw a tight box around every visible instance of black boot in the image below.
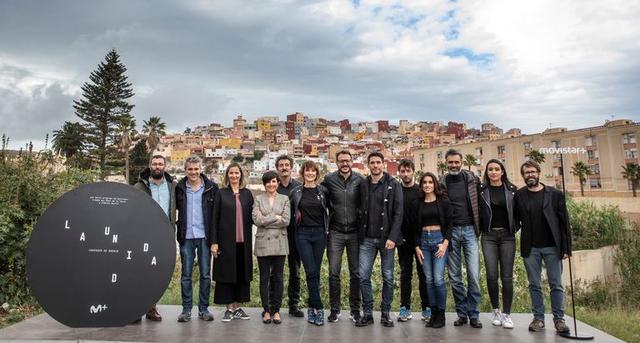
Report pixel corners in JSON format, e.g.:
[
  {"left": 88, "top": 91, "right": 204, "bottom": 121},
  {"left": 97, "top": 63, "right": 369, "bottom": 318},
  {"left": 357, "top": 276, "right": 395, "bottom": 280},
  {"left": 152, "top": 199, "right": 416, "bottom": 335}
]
[
  {"left": 432, "top": 309, "right": 446, "bottom": 329},
  {"left": 425, "top": 307, "right": 437, "bottom": 327}
]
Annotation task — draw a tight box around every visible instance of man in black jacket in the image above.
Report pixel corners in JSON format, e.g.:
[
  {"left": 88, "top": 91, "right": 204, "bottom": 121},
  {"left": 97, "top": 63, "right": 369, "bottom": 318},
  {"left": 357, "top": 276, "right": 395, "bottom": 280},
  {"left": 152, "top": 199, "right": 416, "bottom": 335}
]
[
  {"left": 396, "top": 159, "right": 429, "bottom": 322},
  {"left": 175, "top": 155, "right": 219, "bottom": 323},
  {"left": 321, "top": 150, "right": 363, "bottom": 323},
  {"left": 515, "top": 160, "right": 571, "bottom": 334},
  {"left": 440, "top": 149, "right": 483, "bottom": 328},
  {"left": 355, "top": 152, "right": 403, "bottom": 328},
  {"left": 275, "top": 154, "right": 304, "bottom": 318},
  {"left": 133, "top": 155, "right": 177, "bottom": 322}
]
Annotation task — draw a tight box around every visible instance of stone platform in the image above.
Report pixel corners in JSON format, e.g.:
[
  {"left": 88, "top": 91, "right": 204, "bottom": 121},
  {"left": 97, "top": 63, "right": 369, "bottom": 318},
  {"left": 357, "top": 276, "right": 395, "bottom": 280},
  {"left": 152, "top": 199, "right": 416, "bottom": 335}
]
[{"left": 0, "top": 305, "right": 622, "bottom": 342}]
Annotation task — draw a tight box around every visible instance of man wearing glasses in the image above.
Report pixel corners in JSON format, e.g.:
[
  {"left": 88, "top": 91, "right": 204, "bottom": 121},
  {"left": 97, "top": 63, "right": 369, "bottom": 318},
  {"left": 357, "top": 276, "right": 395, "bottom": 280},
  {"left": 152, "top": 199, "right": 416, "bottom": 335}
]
[
  {"left": 321, "top": 150, "right": 364, "bottom": 323},
  {"left": 515, "top": 160, "right": 572, "bottom": 334}
]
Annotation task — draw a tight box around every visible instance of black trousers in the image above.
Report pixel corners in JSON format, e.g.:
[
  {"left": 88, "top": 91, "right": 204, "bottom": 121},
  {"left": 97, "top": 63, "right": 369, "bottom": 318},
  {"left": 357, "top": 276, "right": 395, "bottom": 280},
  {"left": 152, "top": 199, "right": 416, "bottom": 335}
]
[
  {"left": 481, "top": 229, "right": 516, "bottom": 314},
  {"left": 327, "top": 230, "right": 361, "bottom": 311},
  {"left": 258, "top": 255, "right": 286, "bottom": 313},
  {"left": 285, "top": 226, "right": 301, "bottom": 308},
  {"left": 397, "top": 242, "right": 429, "bottom": 310}
]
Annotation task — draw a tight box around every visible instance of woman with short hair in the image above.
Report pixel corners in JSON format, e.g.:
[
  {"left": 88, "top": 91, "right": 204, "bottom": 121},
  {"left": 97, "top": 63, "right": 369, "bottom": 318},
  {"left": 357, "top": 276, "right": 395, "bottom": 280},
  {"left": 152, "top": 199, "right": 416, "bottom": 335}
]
[{"left": 253, "top": 170, "right": 291, "bottom": 324}]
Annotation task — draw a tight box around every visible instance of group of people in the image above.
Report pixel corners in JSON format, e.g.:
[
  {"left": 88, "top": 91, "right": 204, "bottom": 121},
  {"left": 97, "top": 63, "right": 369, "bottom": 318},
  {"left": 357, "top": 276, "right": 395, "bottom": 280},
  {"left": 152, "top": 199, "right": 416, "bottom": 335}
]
[{"left": 133, "top": 148, "right": 572, "bottom": 335}]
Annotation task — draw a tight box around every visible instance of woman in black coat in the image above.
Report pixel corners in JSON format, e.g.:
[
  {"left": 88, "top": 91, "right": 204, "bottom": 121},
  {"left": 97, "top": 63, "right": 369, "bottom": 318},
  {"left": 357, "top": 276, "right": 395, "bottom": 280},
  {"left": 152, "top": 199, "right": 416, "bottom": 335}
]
[{"left": 210, "top": 163, "right": 254, "bottom": 322}]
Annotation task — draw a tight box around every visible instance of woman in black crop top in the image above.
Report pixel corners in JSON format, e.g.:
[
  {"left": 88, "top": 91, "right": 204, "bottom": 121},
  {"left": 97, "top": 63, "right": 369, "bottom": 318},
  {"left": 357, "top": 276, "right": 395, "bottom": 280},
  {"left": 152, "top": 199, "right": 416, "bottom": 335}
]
[
  {"left": 479, "top": 159, "right": 517, "bottom": 329},
  {"left": 411, "top": 172, "right": 452, "bottom": 329}
]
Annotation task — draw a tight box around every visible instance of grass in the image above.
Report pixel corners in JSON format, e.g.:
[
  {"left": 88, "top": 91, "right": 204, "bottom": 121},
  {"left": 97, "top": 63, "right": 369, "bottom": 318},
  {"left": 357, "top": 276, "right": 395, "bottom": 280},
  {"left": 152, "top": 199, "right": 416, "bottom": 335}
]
[{"left": 576, "top": 307, "right": 639, "bottom": 343}]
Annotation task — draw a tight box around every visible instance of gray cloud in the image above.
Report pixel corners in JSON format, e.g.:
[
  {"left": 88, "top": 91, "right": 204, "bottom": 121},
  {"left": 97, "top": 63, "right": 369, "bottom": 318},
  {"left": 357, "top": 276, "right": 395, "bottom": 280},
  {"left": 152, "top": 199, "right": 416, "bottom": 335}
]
[{"left": 0, "top": 0, "right": 638, "bottom": 150}]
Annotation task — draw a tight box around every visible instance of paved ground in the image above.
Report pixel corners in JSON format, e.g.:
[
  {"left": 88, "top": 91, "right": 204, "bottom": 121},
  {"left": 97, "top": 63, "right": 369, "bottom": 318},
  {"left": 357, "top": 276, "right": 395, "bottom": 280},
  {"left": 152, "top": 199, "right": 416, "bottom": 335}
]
[{"left": 0, "top": 305, "right": 622, "bottom": 342}]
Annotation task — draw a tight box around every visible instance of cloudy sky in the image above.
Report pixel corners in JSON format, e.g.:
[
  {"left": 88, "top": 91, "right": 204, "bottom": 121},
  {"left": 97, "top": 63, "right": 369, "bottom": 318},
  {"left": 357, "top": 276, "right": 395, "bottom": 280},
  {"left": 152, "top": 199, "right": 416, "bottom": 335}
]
[{"left": 1, "top": 0, "right": 639, "bottom": 149}]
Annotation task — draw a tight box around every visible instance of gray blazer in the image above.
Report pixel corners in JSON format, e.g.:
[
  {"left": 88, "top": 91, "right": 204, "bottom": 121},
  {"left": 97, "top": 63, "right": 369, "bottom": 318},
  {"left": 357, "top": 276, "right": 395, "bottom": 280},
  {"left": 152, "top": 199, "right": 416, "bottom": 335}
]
[{"left": 252, "top": 193, "right": 291, "bottom": 257}]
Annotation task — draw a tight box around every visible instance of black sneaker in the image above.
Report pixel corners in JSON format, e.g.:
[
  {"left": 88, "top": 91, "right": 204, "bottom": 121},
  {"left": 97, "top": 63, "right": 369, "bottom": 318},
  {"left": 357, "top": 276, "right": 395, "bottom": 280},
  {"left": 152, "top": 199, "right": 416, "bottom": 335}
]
[
  {"left": 221, "top": 310, "right": 234, "bottom": 322},
  {"left": 328, "top": 310, "right": 340, "bottom": 322},
  {"left": 198, "top": 310, "right": 214, "bottom": 321},
  {"left": 454, "top": 317, "right": 468, "bottom": 326},
  {"left": 233, "top": 308, "right": 250, "bottom": 320},
  {"left": 350, "top": 310, "right": 362, "bottom": 323},
  {"left": 380, "top": 312, "right": 394, "bottom": 327},
  {"left": 470, "top": 318, "right": 483, "bottom": 328},
  {"left": 355, "top": 313, "right": 374, "bottom": 327},
  {"left": 289, "top": 306, "right": 304, "bottom": 318}
]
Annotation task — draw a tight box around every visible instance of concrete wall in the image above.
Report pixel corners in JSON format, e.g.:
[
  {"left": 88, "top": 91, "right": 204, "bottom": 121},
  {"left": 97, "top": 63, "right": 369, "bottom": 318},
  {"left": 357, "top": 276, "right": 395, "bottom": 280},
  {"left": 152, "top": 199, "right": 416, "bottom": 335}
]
[
  {"left": 561, "top": 245, "right": 618, "bottom": 288},
  {"left": 572, "top": 196, "right": 640, "bottom": 214}
]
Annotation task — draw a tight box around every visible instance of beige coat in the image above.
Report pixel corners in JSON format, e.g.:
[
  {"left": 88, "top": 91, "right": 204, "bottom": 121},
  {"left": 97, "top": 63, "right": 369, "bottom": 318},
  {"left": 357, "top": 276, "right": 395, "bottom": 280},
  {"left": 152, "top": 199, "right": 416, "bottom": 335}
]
[{"left": 252, "top": 193, "right": 291, "bottom": 257}]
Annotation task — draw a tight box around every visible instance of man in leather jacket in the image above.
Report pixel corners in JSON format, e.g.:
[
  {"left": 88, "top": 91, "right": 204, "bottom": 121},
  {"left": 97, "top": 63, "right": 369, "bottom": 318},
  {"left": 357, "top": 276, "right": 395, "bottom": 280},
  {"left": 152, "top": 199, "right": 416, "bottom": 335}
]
[{"left": 321, "top": 150, "right": 364, "bottom": 323}]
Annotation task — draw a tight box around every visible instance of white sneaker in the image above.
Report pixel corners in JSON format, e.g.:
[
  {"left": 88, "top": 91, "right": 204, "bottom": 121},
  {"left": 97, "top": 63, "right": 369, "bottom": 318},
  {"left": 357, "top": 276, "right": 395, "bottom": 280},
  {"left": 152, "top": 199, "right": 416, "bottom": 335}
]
[
  {"left": 491, "top": 309, "right": 503, "bottom": 326},
  {"left": 502, "top": 314, "right": 514, "bottom": 329}
]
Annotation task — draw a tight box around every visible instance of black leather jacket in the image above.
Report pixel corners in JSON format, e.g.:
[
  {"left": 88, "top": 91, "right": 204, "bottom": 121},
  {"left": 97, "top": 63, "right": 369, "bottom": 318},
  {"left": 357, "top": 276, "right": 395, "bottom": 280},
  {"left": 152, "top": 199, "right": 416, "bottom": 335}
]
[
  {"left": 479, "top": 182, "right": 518, "bottom": 234},
  {"left": 290, "top": 184, "right": 330, "bottom": 234},
  {"left": 321, "top": 171, "right": 364, "bottom": 233},
  {"left": 359, "top": 172, "right": 403, "bottom": 246}
]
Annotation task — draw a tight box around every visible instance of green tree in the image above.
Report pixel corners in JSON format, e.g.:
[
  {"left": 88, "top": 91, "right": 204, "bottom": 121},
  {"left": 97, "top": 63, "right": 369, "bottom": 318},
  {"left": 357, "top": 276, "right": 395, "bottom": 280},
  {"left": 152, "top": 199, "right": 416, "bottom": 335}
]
[
  {"left": 142, "top": 116, "right": 167, "bottom": 156},
  {"left": 115, "top": 114, "right": 137, "bottom": 184},
  {"left": 526, "top": 149, "right": 546, "bottom": 164},
  {"left": 622, "top": 163, "right": 640, "bottom": 197},
  {"left": 571, "top": 161, "right": 592, "bottom": 196},
  {"left": 232, "top": 153, "right": 244, "bottom": 163},
  {"left": 437, "top": 161, "right": 448, "bottom": 176},
  {"left": 52, "top": 121, "right": 85, "bottom": 159},
  {"left": 463, "top": 154, "right": 478, "bottom": 171},
  {"left": 128, "top": 138, "right": 150, "bottom": 185},
  {"left": 73, "top": 49, "right": 134, "bottom": 177}
]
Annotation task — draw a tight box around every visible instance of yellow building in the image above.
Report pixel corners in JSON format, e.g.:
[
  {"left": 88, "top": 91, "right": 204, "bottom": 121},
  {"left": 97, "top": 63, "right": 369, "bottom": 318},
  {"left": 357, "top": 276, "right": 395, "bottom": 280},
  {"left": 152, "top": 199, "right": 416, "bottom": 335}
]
[
  {"left": 413, "top": 119, "right": 639, "bottom": 196},
  {"left": 171, "top": 149, "right": 192, "bottom": 164},
  {"left": 256, "top": 119, "right": 271, "bottom": 132},
  {"left": 219, "top": 138, "right": 242, "bottom": 149}
]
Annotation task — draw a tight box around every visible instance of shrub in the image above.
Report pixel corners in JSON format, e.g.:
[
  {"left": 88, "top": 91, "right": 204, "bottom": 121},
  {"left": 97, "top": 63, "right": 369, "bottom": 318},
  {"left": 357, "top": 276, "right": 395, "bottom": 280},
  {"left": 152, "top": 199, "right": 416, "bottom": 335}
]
[
  {"left": 567, "top": 198, "right": 626, "bottom": 250},
  {"left": 0, "top": 153, "right": 96, "bottom": 305}
]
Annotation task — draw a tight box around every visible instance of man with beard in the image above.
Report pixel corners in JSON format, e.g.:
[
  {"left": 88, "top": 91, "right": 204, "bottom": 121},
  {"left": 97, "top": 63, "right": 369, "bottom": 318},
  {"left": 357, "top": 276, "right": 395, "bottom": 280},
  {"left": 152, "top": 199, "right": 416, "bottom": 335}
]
[
  {"left": 396, "top": 159, "right": 429, "bottom": 322},
  {"left": 515, "top": 160, "right": 571, "bottom": 334},
  {"left": 355, "top": 152, "right": 403, "bottom": 328},
  {"left": 134, "top": 155, "right": 177, "bottom": 322},
  {"left": 321, "top": 150, "right": 363, "bottom": 323},
  {"left": 275, "top": 155, "right": 304, "bottom": 318},
  {"left": 440, "top": 149, "right": 482, "bottom": 328}
]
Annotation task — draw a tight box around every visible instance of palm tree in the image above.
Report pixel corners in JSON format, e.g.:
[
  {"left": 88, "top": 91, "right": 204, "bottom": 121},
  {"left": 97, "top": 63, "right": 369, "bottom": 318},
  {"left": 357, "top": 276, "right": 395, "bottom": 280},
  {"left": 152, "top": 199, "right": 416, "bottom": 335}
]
[
  {"left": 463, "top": 154, "right": 478, "bottom": 171},
  {"left": 622, "top": 163, "right": 640, "bottom": 197},
  {"left": 52, "top": 121, "right": 85, "bottom": 159},
  {"left": 571, "top": 161, "right": 592, "bottom": 196},
  {"left": 116, "top": 115, "right": 136, "bottom": 183},
  {"left": 142, "top": 116, "right": 167, "bottom": 155},
  {"left": 527, "top": 149, "right": 546, "bottom": 164},
  {"left": 437, "top": 161, "right": 448, "bottom": 176}
]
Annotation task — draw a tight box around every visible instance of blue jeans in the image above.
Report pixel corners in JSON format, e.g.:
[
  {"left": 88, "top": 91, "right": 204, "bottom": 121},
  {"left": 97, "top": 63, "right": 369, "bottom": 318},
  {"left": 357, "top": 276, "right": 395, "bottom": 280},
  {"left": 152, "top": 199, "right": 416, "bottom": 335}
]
[
  {"left": 295, "top": 227, "right": 326, "bottom": 309},
  {"left": 420, "top": 231, "right": 448, "bottom": 311},
  {"left": 179, "top": 238, "right": 211, "bottom": 312},
  {"left": 359, "top": 237, "right": 395, "bottom": 314},
  {"left": 523, "top": 246, "right": 565, "bottom": 320},
  {"left": 447, "top": 225, "right": 481, "bottom": 319}
]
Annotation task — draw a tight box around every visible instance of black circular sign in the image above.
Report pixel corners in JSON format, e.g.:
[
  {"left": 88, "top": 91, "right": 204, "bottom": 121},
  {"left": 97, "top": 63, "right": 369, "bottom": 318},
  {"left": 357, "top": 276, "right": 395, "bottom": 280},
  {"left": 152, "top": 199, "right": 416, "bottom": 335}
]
[{"left": 26, "top": 182, "right": 176, "bottom": 327}]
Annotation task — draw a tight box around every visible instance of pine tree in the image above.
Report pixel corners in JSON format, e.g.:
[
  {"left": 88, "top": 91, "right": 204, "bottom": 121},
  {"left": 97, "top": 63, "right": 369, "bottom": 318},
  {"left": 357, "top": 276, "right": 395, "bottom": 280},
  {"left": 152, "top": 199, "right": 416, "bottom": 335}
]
[{"left": 73, "top": 49, "right": 134, "bottom": 177}]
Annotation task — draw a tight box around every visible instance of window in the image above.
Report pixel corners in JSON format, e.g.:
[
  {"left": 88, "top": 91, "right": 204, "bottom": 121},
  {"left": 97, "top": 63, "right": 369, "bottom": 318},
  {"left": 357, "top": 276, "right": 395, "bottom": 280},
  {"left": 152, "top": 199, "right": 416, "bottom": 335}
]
[
  {"left": 587, "top": 150, "right": 599, "bottom": 160},
  {"left": 497, "top": 145, "right": 505, "bottom": 155},
  {"left": 523, "top": 142, "right": 532, "bottom": 151},
  {"left": 589, "top": 178, "right": 602, "bottom": 189},
  {"left": 623, "top": 133, "right": 637, "bottom": 144},
  {"left": 625, "top": 148, "right": 638, "bottom": 159},
  {"left": 420, "top": 153, "right": 425, "bottom": 162},
  {"left": 475, "top": 147, "right": 483, "bottom": 156},
  {"left": 590, "top": 164, "right": 600, "bottom": 174},
  {"left": 585, "top": 136, "right": 596, "bottom": 146},
  {"left": 436, "top": 151, "right": 442, "bottom": 159},
  {"left": 551, "top": 140, "right": 560, "bottom": 148}
]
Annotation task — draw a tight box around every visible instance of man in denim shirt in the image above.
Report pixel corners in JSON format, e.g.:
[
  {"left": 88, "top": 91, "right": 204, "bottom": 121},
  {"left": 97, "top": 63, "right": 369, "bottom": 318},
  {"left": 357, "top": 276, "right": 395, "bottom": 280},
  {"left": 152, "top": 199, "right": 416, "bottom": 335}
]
[
  {"left": 134, "top": 155, "right": 177, "bottom": 322},
  {"left": 175, "top": 155, "right": 219, "bottom": 322}
]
